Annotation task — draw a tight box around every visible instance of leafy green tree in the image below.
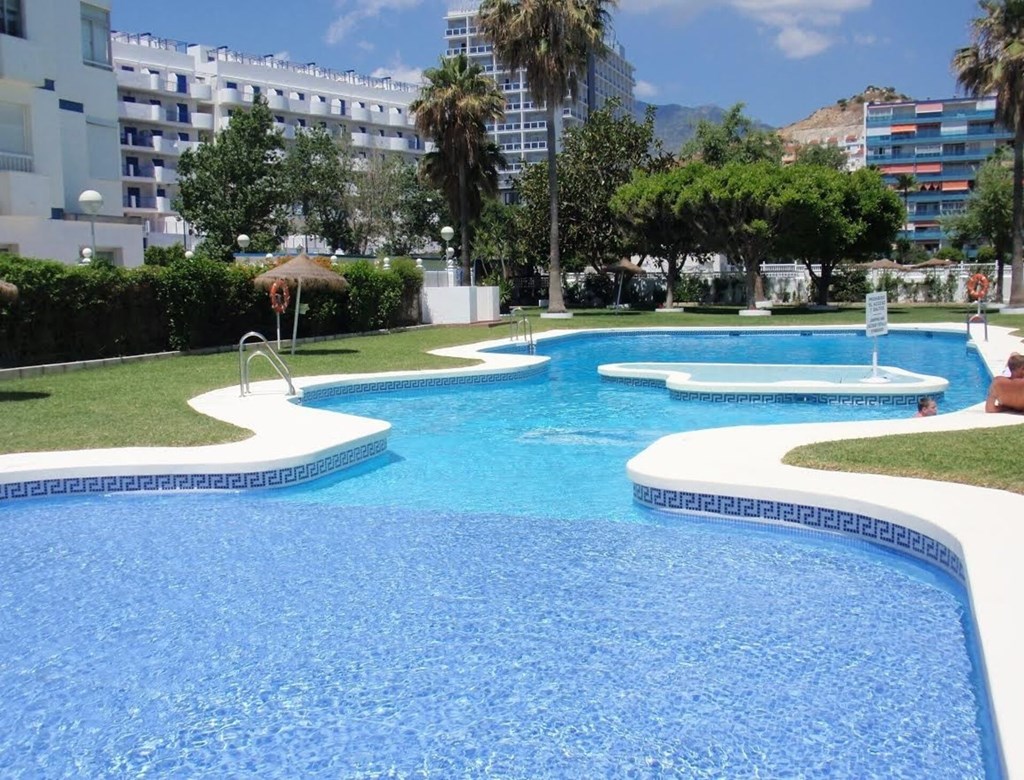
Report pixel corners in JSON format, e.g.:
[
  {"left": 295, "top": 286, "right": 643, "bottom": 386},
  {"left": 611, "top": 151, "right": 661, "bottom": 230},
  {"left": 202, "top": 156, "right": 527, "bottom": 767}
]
[
  {"left": 479, "top": 0, "right": 616, "bottom": 312},
  {"left": 411, "top": 53, "right": 506, "bottom": 283},
  {"left": 946, "top": 149, "right": 1013, "bottom": 296},
  {"left": 610, "top": 163, "right": 712, "bottom": 308},
  {"left": 473, "top": 199, "right": 528, "bottom": 282},
  {"left": 894, "top": 172, "right": 916, "bottom": 242},
  {"left": 792, "top": 143, "right": 848, "bottom": 170},
  {"left": 954, "top": 0, "right": 1024, "bottom": 305},
  {"left": 514, "top": 100, "right": 664, "bottom": 273},
  {"left": 676, "top": 161, "right": 786, "bottom": 307},
  {"left": 349, "top": 155, "right": 412, "bottom": 254},
  {"left": 283, "top": 126, "right": 356, "bottom": 252},
  {"left": 775, "top": 166, "right": 903, "bottom": 305},
  {"left": 680, "top": 103, "right": 783, "bottom": 167},
  {"left": 175, "top": 96, "right": 290, "bottom": 260}
]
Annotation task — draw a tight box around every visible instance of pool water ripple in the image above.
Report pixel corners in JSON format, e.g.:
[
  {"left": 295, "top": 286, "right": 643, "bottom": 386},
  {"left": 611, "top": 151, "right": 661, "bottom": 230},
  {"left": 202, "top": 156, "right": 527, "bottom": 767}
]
[{"left": 0, "top": 495, "right": 986, "bottom": 777}]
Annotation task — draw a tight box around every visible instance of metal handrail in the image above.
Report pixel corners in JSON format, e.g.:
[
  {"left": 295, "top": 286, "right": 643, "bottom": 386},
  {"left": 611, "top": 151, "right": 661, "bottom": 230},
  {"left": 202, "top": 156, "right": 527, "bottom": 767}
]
[
  {"left": 239, "top": 331, "right": 296, "bottom": 396},
  {"left": 509, "top": 308, "right": 534, "bottom": 354}
]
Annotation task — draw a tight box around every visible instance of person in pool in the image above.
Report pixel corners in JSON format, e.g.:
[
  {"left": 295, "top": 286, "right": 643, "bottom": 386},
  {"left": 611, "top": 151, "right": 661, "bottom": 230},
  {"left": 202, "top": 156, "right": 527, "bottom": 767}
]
[
  {"left": 915, "top": 397, "right": 937, "bottom": 417},
  {"left": 986, "top": 353, "right": 1024, "bottom": 412}
]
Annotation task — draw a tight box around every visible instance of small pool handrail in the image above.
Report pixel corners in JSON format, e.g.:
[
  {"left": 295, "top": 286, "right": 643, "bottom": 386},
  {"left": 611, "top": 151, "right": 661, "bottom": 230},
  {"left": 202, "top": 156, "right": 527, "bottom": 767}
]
[{"left": 238, "top": 331, "right": 296, "bottom": 397}]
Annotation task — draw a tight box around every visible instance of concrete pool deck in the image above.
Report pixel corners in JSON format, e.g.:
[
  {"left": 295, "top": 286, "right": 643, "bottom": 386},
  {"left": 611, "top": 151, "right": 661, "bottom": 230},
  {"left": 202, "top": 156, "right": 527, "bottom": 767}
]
[{"left": 0, "top": 321, "right": 1022, "bottom": 776}]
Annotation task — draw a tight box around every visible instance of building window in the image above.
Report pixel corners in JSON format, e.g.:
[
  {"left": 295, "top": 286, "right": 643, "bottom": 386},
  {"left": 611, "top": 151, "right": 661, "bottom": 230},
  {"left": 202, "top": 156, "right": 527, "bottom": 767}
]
[
  {"left": 0, "top": 101, "right": 29, "bottom": 169},
  {"left": 0, "top": 0, "right": 23, "bottom": 38},
  {"left": 81, "top": 3, "right": 111, "bottom": 67}
]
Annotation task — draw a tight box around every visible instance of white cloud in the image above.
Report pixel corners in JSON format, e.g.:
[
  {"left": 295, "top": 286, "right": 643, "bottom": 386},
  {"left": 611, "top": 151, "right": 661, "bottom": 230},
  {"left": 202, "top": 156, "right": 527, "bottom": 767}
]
[
  {"left": 619, "top": 0, "right": 873, "bottom": 58},
  {"left": 853, "top": 32, "right": 878, "bottom": 46},
  {"left": 774, "top": 25, "right": 831, "bottom": 58},
  {"left": 634, "top": 79, "right": 659, "bottom": 98},
  {"left": 326, "top": 0, "right": 424, "bottom": 45},
  {"left": 371, "top": 58, "right": 424, "bottom": 86}
]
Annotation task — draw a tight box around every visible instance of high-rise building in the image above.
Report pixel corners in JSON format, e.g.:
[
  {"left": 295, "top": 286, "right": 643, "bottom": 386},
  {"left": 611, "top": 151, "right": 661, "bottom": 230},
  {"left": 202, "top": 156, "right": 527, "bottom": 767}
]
[
  {"left": 864, "top": 96, "right": 1013, "bottom": 253},
  {"left": 111, "top": 32, "right": 428, "bottom": 251},
  {"left": 443, "top": 6, "right": 635, "bottom": 198},
  {"left": 0, "top": 0, "right": 144, "bottom": 265}
]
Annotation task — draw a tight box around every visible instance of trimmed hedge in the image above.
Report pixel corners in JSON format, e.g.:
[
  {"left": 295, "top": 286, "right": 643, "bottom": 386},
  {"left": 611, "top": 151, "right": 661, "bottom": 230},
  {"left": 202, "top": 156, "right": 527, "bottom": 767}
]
[{"left": 0, "top": 253, "right": 422, "bottom": 367}]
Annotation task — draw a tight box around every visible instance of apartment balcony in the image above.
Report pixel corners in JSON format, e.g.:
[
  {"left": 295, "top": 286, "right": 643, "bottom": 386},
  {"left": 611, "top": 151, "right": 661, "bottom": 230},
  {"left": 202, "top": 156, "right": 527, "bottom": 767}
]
[
  {"left": 386, "top": 111, "right": 412, "bottom": 128},
  {"left": 190, "top": 83, "right": 212, "bottom": 101},
  {"left": 0, "top": 33, "right": 45, "bottom": 86},
  {"left": 218, "top": 87, "right": 244, "bottom": 104},
  {"left": 0, "top": 151, "right": 33, "bottom": 174},
  {"left": 350, "top": 132, "right": 371, "bottom": 149},
  {"left": 192, "top": 113, "right": 214, "bottom": 130},
  {"left": 123, "top": 194, "right": 158, "bottom": 210},
  {"left": 274, "top": 122, "right": 296, "bottom": 140},
  {"left": 309, "top": 100, "right": 330, "bottom": 117},
  {"left": 153, "top": 166, "right": 178, "bottom": 184},
  {"left": 349, "top": 105, "right": 372, "bottom": 123},
  {"left": 288, "top": 97, "right": 309, "bottom": 113},
  {"left": 267, "top": 94, "right": 288, "bottom": 111},
  {"left": 119, "top": 102, "right": 163, "bottom": 122},
  {"left": 116, "top": 69, "right": 163, "bottom": 92}
]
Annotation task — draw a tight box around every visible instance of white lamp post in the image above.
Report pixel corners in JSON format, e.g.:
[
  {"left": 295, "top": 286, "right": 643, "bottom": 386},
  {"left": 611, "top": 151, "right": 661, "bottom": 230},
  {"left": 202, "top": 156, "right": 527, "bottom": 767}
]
[
  {"left": 78, "top": 189, "right": 103, "bottom": 263},
  {"left": 441, "top": 226, "right": 455, "bottom": 285},
  {"left": 80, "top": 247, "right": 93, "bottom": 266},
  {"left": 184, "top": 250, "right": 194, "bottom": 260},
  {"left": 237, "top": 234, "right": 250, "bottom": 257}
]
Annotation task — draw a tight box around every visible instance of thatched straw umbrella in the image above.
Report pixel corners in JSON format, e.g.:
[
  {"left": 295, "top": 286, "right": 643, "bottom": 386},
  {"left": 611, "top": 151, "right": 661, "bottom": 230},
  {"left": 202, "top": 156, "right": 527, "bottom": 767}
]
[
  {"left": 603, "top": 258, "right": 646, "bottom": 312},
  {"left": 254, "top": 253, "right": 348, "bottom": 354},
  {"left": 0, "top": 280, "right": 18, "bottom": 304}
]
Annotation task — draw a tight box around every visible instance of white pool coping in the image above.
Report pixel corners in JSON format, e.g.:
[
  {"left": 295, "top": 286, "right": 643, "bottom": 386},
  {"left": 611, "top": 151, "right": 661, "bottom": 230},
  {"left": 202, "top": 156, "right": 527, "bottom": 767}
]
[
  {"left": 598, "top": 360, "right": 949, "bottom": 397},
  {"left": 1, "top": 321, "right": 1021, "bottom": 776}
]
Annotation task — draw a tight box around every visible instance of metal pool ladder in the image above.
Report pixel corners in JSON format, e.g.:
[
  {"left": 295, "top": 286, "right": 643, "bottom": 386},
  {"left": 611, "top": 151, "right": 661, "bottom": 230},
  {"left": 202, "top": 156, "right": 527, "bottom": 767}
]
[
  {"left": 238, "top": 331, "right": 296, "bottom": 396},
  {"left": 509, "top": 307, "right": 535, "bottom": 354}
]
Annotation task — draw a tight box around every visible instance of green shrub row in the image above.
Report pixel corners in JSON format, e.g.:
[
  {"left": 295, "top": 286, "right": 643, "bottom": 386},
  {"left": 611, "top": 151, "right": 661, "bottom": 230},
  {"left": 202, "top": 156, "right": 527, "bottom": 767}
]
[{"left": 0, "top": 254, "right": 422, "bottom": 367}]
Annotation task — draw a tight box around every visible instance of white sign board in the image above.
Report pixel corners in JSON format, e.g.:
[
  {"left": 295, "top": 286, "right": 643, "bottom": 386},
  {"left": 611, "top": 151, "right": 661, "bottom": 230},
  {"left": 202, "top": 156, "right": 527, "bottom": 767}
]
[{"left": 865, "top": 292, "right": 888, "bottom": 337}]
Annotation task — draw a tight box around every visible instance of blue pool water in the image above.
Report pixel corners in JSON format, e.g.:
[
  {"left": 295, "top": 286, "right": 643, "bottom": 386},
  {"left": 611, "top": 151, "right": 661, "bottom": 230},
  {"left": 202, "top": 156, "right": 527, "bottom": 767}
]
[{"left": 0, "top": 329, "right": 999, "bottom": 777}]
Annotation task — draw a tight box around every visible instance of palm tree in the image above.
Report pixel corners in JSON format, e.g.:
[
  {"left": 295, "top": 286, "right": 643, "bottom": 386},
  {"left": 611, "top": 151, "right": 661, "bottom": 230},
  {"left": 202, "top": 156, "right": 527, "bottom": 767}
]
[
  {"left": 479, "top": 0, "right": 616, "bottom": 313},
  {"left": 953, "top": 0, "right": 1024, "bottom": 306},
  {"left": 894, "top": 172, "right": 917, "bottom": 245},
  {"left": 411, "top": 53, "right": 505, "bottom": 285}
]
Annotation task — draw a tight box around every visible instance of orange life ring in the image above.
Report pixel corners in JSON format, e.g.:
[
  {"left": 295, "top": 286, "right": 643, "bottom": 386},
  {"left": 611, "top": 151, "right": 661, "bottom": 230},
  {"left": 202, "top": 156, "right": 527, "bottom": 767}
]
[
  {"left": 966, "top": 273, "right": 990, "bottom": 301},
  {"left": 269, "top": 280, "right": 290, "bottom": 314}
]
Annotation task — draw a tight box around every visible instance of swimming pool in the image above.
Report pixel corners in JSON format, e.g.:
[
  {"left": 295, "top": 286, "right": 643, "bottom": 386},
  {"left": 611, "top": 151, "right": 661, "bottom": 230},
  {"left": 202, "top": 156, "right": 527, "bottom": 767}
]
[{"left": 0, "top": 328, "right": 1001, "bottom": 777}]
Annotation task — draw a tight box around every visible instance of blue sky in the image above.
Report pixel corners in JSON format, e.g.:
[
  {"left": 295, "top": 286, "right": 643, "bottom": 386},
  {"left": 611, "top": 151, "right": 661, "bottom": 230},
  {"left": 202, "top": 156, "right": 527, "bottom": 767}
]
[{"left": 111, "top": 0, "right": 981, "bottom": 128}]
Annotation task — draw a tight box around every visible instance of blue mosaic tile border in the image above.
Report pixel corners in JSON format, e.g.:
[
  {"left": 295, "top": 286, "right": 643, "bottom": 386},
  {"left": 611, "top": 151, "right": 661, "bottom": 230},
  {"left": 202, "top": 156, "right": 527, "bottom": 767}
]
[
  {"left": 601, "top": 375, "right": 942, "bottom": 406},
  {"left": 301, "top": 363, "right": 547, "bottom": 404},
  {"left": 633, "top": 484, "right": 964, "bottom": 582},
  {"left": 668, "top": 390, "right": 937, "bottom": 406},
  {"left": 0, "top": 438, "right": 387, "bottom": 504}
]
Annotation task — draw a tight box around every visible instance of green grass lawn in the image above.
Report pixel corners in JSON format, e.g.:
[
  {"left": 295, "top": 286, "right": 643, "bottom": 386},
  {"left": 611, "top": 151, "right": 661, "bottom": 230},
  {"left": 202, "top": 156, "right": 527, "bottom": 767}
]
[{"left": 3, "top": 303, "right": 1022, "bottom": 493}]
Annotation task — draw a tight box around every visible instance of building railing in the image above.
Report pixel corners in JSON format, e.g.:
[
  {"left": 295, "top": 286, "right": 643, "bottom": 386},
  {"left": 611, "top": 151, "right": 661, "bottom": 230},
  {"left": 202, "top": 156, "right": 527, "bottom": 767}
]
[{"left": 0, "top": 151, "right": 33, "bottom": 173}]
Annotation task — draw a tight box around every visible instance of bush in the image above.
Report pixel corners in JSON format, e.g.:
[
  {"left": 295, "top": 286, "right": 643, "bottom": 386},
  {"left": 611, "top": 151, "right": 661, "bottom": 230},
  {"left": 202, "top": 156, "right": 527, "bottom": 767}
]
[
  {"left": 830, "top": 267, "right": 870, "bottom": 302},
  {"left": 674, "top": 274, "right": 709, "bottom": 304},
  {"left": 875, "top": 271, "right": 900, "bottom": 302},
  {"left": 341, "top": 260, "right": 404, "bottom": 331},
  {"left": 144, "top": 244, "right": 188, "bottom": 266}
]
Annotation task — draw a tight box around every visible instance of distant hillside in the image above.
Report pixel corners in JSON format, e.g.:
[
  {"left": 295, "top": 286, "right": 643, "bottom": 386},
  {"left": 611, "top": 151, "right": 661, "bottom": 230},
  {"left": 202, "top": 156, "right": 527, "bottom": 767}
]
[
  {"left": 634, "top": 101, "right": 774, "bottom": 153},
  {"left": 780, "top": 85, "right": 911, "bottom": 146}
]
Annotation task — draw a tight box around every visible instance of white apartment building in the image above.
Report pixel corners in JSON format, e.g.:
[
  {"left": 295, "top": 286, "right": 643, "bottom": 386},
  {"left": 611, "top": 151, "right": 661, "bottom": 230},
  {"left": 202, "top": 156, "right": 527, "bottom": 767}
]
[
  {"left": 0, "top": 0, "right": 144, "bottom": 266},
  {"left": 444, "top": 6, "right": 635, "bottom": 197},
  {"left": 111, "top": 33, "right": 427, "bottom": 250}
]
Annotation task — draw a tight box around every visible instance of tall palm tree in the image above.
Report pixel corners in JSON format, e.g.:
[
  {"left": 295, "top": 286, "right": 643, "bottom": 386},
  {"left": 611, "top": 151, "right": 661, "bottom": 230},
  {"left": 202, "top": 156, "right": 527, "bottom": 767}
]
[
  {"left": 411, "top": 53, "right": 505, "bottom": 284},
  {"left": 479, "top": 0, "right": 616, "bottom": 313},
  {"left": 894, "top": 172, "right": 917, "bottom": 244},
  {"left": 954, "top": 0, "right": 1024, "bottom": 306}
]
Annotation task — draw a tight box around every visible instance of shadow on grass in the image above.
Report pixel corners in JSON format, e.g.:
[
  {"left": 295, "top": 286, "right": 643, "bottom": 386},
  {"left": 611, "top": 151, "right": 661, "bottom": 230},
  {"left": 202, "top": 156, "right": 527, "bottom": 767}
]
[
  {"left": 566, "top": 309, "right": 647, "bottom": 317},
  {"left": 0, "top": 391, "right": 50, "bottom": 402},
  {"left": 294, "top": 348, "right": 360, "bottom": 356}
]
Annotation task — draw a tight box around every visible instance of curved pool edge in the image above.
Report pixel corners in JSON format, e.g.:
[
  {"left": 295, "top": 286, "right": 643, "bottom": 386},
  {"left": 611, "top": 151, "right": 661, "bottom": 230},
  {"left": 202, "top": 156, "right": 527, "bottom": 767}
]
[{"left": 1, "top": 322, "right": 1020, "bottom": 775}]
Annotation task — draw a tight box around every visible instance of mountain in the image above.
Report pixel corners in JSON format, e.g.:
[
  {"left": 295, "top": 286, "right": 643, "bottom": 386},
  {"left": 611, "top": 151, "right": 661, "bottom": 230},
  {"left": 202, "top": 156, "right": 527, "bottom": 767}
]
[
  {"left": 634, "top": 100, "right": 774, "bottom": 153},
  {"left": 779, "top": 85, "right": 911, "bottom": 146}
]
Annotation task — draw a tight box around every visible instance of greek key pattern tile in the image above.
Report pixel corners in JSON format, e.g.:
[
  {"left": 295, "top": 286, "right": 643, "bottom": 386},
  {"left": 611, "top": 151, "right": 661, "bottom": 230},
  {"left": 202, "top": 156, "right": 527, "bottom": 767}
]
[
  {"left": 667, "top": 391, "right": 932, "bottom": 406},
  {"left": 633, "top": 484, "right": 964, "bottom": 582},
  {"left": 0, "top": 438, "right": 386, "bottom": 504},
  {"left": 600, "top": 376, "right": 664, "bottom": 388},
  {"left": 302, "top": 364, "right": 547, "bottom": 403}
]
